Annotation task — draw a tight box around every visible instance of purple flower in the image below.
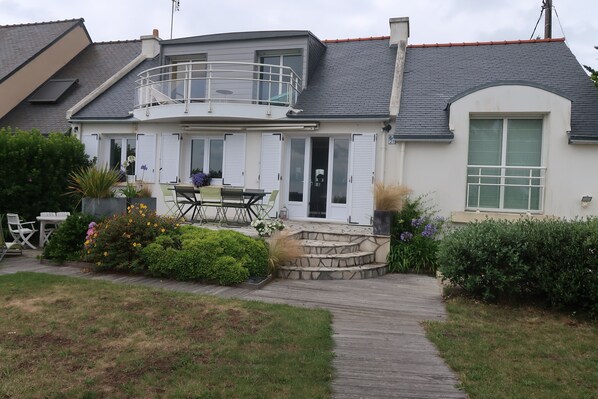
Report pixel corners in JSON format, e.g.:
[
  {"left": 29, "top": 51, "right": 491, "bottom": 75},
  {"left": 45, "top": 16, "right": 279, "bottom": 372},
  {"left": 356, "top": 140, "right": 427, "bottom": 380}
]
[
  {"left": 411, "top": 218, "right": 425, "bottom": 228},
  {"left": 191, "top": 172, "right": 212, "bottom": 187},
  {"left": 88, "top": 222, "right": 97, "bottom": 229},
  {"left": 400, "top": 231, "right": 413, "bottom": 242},
  {"left": 421, "top": 223, "right": 438, "bottom": 238},
  {"left": 140, "top": 164, "right": 148, "bottom": 171}
]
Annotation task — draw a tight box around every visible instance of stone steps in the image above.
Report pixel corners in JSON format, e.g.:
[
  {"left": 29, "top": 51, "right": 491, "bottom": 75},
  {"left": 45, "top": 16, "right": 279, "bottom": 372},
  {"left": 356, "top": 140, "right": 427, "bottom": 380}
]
[
  {"left": 278, "top": 263, "right": 388, "bottom": 280},
  {"left": 277, "top": 230, "right": 390, "bottom": 280},
  {"left": 300, "top": 239, "right": 360, "bottom": 255}
]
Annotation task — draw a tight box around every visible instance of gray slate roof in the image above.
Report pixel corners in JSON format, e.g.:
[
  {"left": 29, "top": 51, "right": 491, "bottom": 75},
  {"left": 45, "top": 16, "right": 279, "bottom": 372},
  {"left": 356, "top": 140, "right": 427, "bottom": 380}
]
[
  {"left": 395, "top": 40, "right": 598, "bottom": 139},
  {"left": 290, "top": 39, "right": 396, "bottom": 119},
  {"left": 72, "top": 57, "right": 159, "bottom": 120},
  {"left": 0, "top": 19, "right": 86, "bottom": 83},
  {"left": 163, "top": 30, "right": 317, "bottom": 45},
  {"left": 0, "top": 40, "right": 141, "bottom": 133}
]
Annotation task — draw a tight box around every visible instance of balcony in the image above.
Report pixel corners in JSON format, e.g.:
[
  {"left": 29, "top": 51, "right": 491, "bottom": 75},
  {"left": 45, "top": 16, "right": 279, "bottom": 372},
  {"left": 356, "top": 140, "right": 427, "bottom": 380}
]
[
  {"left": 133, "top": 61, "right": 302, "bottom": 121},
  {"left": 466, "top": 165, "right": 547, "bottom": 213}
]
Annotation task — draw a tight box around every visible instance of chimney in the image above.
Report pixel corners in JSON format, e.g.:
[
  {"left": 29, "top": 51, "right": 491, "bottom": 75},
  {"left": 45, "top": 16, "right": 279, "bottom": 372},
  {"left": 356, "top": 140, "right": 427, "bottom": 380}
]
[
  {"left": 141, "top": 29, "right": 161, "bottom": 58},
  {"left": 388, "top": 17, "right": 410, "bottom": 118},
  {"left": 543, "top": 0, "right": 552, "bottom": 39},
  {"left": 389, "top": 17, "right": 410, "bottom": 46}
]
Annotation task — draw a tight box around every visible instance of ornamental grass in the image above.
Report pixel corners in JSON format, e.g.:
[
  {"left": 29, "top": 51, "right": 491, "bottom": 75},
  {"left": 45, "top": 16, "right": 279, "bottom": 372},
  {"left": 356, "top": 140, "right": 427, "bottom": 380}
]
[
  {"left": 68, "top": 165, "right": 120, "bottom": 199},
  {"left": 373, "top": 181, "right": 412, "bottom": 212},
  {"left": 267, "top": 231, "right": 304, "bottom": 274}
]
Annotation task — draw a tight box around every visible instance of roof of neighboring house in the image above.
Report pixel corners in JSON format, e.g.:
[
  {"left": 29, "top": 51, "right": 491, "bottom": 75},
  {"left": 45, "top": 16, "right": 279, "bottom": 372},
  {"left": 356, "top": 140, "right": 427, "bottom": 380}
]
[
  {"left": 290, "top": 37, "right": 397, "bottom": 119},
  {"left": 0, "top": 19, "right": 89, "bottom": 84},
  {"left": 0, "top": 40, "right": 141, "bottom": 133},
  {"left": 162, "top": 30, "right": 319, "bottom": 45},
  {"left": 395, "top": 38, "right": 598, "bottom": 140},
  {"left": 72, "top": 56, "right": 159, "bottom": 120}
]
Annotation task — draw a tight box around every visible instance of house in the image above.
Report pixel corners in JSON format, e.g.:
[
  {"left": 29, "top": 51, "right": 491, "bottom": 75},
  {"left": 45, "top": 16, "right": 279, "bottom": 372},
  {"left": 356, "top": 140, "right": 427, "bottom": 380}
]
[
  {"left": 0, "top": 19, "right": 149, "bottom": 135},
  {"left": 6, "top": 17, "right": 598, "bottom": 224}
]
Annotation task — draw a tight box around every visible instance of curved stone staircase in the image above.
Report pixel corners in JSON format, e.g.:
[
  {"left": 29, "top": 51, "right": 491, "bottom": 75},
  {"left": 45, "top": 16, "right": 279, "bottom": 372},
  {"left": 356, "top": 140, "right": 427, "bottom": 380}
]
[{"left": 278, "top": 231, "right": 390, "bottom": 280}]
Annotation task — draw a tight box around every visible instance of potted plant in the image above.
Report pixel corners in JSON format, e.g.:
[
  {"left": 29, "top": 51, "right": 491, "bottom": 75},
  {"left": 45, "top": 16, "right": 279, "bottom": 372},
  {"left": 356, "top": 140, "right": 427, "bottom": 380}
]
[
  {"left": 68, "top": 165, "right": 126, "bottom": 217},
  {"left": 373, "top": 181, "right": 411, "bottom": 235},
  {"left": 120, "top": 182, "right": 157, "bottom": 211}
]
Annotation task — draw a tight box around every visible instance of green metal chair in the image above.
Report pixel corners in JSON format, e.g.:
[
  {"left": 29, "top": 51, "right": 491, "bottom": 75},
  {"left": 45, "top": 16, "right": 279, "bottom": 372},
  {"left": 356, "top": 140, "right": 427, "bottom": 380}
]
[{"left": 254, "top": 190, "right": 279, "bottom": 219}]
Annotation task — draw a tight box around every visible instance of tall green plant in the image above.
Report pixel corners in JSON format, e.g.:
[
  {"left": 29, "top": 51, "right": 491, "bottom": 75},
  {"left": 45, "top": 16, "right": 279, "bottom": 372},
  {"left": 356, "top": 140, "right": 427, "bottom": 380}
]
[
  {"left": 0, "top": 128, "right": 89, "bottom": 221},
  {"left": 68, "top": 165, "right": 120, "bottom": 199}
]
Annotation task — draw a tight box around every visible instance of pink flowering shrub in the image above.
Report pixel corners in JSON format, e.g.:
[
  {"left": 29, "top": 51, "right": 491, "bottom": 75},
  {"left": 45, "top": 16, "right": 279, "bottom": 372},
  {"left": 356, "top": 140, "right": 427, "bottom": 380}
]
[{"left": 85, "top": 203, "right": 179, "bottom": 272}]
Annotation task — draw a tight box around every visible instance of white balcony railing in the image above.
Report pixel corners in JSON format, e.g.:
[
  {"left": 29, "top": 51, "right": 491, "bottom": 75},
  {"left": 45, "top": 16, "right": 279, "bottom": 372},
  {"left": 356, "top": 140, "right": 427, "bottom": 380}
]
[
  {"left": 466, "top": 165, "right": 547, "bottom": 213},
  {"left": 135, "top": 61, "right": 302, "bottom": 112}
]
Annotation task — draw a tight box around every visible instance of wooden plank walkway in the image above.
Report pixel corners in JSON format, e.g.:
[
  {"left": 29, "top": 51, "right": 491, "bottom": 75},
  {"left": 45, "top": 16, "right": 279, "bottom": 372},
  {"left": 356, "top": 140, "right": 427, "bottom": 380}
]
[{"left": 0, "top": 255, "right": 466, "bottom": 398}]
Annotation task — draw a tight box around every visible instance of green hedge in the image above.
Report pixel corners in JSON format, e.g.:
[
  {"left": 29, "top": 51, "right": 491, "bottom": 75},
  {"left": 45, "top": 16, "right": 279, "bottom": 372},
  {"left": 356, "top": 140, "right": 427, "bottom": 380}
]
[
  {"left": 141, "top": 226, "right": 268, "bottom": 285},
  {"left": 438, "top": 219, "right": 598, "bottom": 315},
  {"left": 42, "top": 213, "right": 97, "bottom": 263},
  {"left": 0, "top": 128, "right": 89, "bottom": 221}
]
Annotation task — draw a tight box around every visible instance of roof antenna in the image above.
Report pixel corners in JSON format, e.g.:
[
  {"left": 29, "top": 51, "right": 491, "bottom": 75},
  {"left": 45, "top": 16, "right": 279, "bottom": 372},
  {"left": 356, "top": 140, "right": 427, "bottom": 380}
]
[
  {"left": 543, "top": 0, "right": 552, "bottom": 39},
  {"left": 170, "top": 0, "right": 180, "bottom": 39}
]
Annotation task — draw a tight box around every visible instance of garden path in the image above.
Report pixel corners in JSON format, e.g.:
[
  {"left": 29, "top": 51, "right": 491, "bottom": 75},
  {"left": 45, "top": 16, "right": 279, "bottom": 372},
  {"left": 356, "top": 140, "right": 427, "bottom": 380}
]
[{"left": 1, "top": 254, "right": 465, "bottom": 398}]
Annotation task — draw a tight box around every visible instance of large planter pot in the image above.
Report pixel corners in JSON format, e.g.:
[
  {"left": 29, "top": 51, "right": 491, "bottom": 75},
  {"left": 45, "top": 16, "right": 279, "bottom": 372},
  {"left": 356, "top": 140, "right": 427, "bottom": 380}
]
[
  {"left": 82, "top": 197, "right": 127, "bottom": 218},
  {"left": 373, "top": 210, "right": 393, "bottom": 236},
  {"left": 129, "top": 197, "right": 157, "bottom": 212}
]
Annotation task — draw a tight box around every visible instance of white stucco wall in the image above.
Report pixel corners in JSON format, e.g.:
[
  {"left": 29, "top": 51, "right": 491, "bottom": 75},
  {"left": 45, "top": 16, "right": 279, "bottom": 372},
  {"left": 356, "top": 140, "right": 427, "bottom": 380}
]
[
  {"left": 77, "top": 120, "right": 384, "bottom": 218},
  {"left": 400, "top": 85, "right": 598, "bottom": 220}
]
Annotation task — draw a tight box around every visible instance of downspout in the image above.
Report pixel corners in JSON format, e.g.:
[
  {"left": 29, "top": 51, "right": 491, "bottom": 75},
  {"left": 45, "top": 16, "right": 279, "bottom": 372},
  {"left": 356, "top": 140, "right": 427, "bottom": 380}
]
[{"left": 399, "top": 142, "right": 406, "bottom": 185}]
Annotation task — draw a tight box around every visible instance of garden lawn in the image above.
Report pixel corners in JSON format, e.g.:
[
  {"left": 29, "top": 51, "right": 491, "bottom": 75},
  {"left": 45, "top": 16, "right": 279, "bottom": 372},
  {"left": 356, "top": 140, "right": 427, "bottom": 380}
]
[
  {"left": 0, "top": 273, "right": 333, "bottom": 399},
  {"left": 425, "top": 297, "right": 598, "bottom": 399}
]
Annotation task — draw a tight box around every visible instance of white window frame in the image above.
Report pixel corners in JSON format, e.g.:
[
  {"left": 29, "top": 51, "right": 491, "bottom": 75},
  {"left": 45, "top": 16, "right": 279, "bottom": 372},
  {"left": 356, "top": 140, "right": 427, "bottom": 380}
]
[
  {"left": 466, "top": 116, "right": 546, "bottom": 213},
  {"left": 189, "top": 136, "right": 224, "bottom": 185},
  {"left": 107, "top": 135, "right": 136, "bottom": 174}
]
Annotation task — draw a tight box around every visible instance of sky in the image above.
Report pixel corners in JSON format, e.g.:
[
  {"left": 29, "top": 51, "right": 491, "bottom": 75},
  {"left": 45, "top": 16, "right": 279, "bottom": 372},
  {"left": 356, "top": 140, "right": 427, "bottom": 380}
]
[{"left": 1, "top": 0, "right": 596, "bottom": 69}]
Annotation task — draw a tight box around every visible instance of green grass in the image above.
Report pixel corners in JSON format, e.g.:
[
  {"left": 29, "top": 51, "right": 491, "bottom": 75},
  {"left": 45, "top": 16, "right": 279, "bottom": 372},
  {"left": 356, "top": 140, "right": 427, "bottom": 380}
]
[
  {"left": 0, "top": 273, "right": 333, "bottom": 398},
  {"left": 425, "top": 296, "right": 598, "bottom": 399}
]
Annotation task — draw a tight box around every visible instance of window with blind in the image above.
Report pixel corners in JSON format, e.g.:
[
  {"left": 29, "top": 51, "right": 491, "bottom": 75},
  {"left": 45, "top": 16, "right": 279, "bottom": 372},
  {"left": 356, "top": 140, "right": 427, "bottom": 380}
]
[{"left": 467, "top": 118, "right": 544, "bottom": 212}]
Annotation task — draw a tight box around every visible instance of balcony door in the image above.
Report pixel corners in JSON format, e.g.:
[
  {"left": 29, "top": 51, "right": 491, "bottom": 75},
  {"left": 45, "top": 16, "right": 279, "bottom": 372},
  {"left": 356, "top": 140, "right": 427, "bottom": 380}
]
[
  {"left": 258, "top": 52, "right": 302, "bottom": 104},
  {"left": 169, "top": 55, "right": 207, "bottom": 101}
]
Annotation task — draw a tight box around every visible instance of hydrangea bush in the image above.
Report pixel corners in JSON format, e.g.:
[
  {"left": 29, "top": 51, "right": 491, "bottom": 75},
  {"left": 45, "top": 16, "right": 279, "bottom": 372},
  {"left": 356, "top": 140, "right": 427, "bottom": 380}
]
[
  {"left": 388, "top": 195, "right": 445, "bottom": 273},
  {"left": 250, "top": 218, "right": 284, "bottom": 236}
]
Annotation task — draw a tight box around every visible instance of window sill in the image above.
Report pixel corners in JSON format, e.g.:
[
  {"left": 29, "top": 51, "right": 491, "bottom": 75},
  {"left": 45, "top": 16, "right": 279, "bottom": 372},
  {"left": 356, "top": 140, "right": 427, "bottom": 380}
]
[{"left": 451, "top": 211, "right": 553, "bottom": 224}]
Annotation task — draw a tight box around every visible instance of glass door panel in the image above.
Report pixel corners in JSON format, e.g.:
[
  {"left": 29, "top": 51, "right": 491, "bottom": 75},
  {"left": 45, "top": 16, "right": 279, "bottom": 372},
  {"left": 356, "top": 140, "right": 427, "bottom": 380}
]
[{"left": 309, "top": 137, "right": 329, "bottom": 218}]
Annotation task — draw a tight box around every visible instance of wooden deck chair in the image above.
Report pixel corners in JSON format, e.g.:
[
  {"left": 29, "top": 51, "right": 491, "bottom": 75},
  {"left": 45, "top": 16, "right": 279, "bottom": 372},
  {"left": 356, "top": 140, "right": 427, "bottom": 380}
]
[
  {"left": 1, "top": 215, "right": 22, "bottom": 261},
  {"left": 6, "top": 213, "right": 37, "bottom": 249}
]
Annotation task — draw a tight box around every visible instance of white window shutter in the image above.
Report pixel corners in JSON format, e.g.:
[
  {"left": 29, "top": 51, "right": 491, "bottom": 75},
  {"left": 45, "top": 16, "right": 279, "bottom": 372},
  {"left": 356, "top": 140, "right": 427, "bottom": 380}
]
[
  {"left": 159, "top": 134, "right": 180, "bottom": 183},
  {"left": 260, "top": 133, "right": 282, "bottom": 216},
  {"left": 135, "top": 133, "right": 156, "bottom": 182},
  {"left": 222, "top": 133, "right": 245, "bottom": 186},
  {"left": 348, "top": 133, "right": 376, "bottom": 225},
  {"left": 81, "top": 133, "right": 99, "bottom": 163}
]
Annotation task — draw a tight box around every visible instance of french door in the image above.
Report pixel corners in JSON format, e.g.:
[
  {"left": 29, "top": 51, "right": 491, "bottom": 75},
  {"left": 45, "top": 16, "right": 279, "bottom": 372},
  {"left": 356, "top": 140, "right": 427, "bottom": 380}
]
[{"left": 284, "top": 135, "right": 369, "bottom": 223}]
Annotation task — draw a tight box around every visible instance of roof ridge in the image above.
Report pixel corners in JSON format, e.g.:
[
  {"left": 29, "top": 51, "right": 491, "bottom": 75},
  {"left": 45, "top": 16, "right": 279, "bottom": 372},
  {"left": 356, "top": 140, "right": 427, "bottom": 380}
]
[
  {"left": 0, "top": 18, "right": 84, "bottom": 29},
  {"left": 93, "top": 39, "right": 141, "bottom": 44},
  {"left": 408, "top": 38, "right": 565, "bottom": 48},
  {"left": 323, "top": 36, "right": 390, "bottom": 43}
]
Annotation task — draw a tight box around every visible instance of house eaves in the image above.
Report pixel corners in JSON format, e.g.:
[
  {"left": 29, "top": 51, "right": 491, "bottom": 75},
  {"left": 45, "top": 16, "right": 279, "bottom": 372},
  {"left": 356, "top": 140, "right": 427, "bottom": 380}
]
[{"left": 0, "top": 19, "right": 90, "bottom": 84}]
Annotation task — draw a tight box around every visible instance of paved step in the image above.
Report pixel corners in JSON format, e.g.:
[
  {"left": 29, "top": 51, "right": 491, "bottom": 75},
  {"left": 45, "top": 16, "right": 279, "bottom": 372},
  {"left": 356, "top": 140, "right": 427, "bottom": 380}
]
[
  {"left": 286, "top": 251, "right": 375, "bottom": 268},
  {"left": 278, "top": 263, "right": 388, "bottom": 280},
  {"left": 294, "top": 230, "right": 368, "bottom": 243},
  {"left": 300, "top": 239, "right": 360, "bottom": 255}
]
